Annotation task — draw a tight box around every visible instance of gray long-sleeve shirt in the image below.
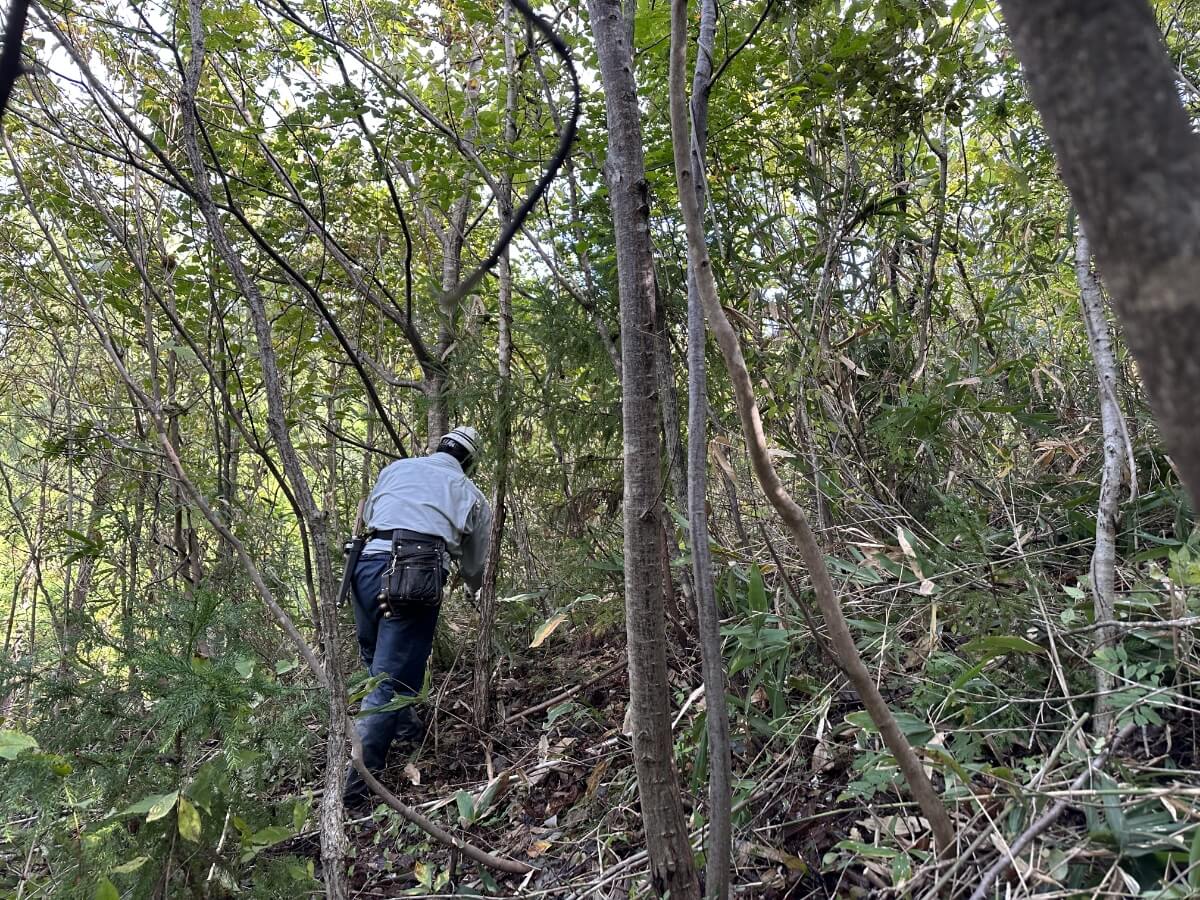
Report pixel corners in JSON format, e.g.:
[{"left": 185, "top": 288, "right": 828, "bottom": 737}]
[{"left": 362, "top": 452, "right": 492, "bottom": 591}]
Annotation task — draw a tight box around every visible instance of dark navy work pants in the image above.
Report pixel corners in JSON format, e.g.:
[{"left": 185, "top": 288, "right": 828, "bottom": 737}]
[{"left": 344, "top": 552, "right": 442, "bottom": 799}]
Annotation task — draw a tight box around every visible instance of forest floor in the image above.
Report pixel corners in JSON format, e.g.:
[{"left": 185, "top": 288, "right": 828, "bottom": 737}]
[
  {"left": 274, "top": 640, "right": 873, "bottom": 898},
  {"left": 259, "top": 616, "right": 1200, "bottom": 900}
]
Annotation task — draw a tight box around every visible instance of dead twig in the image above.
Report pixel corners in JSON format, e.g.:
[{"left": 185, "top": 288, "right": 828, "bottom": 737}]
[
  {"left": 1061, "top": 616, "right": 1200, "bottom": 638},
  {"left": 502, "top": 657, "right": 626, "bottom": 726},
  {"left": 967, "top": 722, "right": 1137, "bottom": 900}
]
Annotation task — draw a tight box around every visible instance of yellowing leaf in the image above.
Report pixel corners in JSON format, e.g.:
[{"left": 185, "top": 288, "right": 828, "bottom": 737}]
[
  {"left": 708, "top": 438, "right": 737, "bottom": 485},
  {"left": 94, "top": 876, "right": 119, "bottom": 900},
  {"left": 146, "top": 791, "right": 179, "bottom": 823},
  {"left": 414, "top": 861, "right": 432, "bottom": 888},
  {"left": 527, "top": 839, "right": 552, "bottom": 858},
  {"left": 585, "top": 758, "right": 611, "bottom": 800},
  {"left": 177, "top": 796, "right": 201, "bottom": 842},
  {"left": 839, "top": 354, "right": 868, "bottom": 376},
  {"left": 530, "top": 613, "right": 567, "bottom": 649},
  {"left": 111, "top": 856, "right": 149, "bottom": 874},
  {"left": 896, "top": 527, "right": 927, "bottom": 581}
]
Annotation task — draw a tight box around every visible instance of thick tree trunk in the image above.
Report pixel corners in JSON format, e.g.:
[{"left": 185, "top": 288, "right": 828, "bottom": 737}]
[
  {"left": 667, "top": 0, "right": 955, "bottom": 855},
  {"left": 585, "top": 0, "right": 701, "bottom": 895},
  {"left": 998, "top": 0, "right": 1200, "bottom": 508},
  {"left": 1075, "top": 232, "right": 1133, "bottom": 736}
]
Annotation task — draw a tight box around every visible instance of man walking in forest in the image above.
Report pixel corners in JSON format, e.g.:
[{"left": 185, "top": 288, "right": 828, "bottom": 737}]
[{"left": 343, "top": 426, "right": 492, "bottom": 809}]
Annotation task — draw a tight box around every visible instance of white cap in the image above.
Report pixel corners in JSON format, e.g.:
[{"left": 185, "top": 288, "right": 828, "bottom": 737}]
[{"left": 440, "top": 425, "right": 480, "bottom": 459}]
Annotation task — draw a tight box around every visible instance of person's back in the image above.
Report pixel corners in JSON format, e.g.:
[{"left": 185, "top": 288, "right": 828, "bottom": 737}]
[
  {"left": 363, "top": 452, "right": 489, "bottom": 588},
  {"left": 343, "top": 426, "right": 491, "bottom": 809}
]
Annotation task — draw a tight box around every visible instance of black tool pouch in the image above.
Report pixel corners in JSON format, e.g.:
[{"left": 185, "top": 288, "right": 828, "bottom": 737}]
[{"left": 376, "top": 535, "right": 445, "bottom": 619}]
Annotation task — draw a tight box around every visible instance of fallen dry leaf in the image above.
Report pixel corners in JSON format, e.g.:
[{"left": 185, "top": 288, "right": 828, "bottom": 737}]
[{"left": 585, "top": 758, "right": 611, "bottom": 800}]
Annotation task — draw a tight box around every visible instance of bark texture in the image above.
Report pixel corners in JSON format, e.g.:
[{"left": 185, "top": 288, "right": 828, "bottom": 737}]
[
  {"left": 1075, "top": 232, "right": 1132, "bottom": 736},
  {"left": 681, "top": 0, "right": 733, "bottom": 893},
  {"left": 668, "top": 0, "right": 955, "bottom": 856},
  {"left": 586, "top": 0, "right": 701, "bottom": 895},
  {"left": 998, "top": 0, "right": 1200, "bottom": 506}
]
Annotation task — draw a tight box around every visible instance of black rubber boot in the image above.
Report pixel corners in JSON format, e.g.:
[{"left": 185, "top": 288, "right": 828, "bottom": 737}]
[{"left": 394, "top": 706, "right": 426, "bottom": 744}]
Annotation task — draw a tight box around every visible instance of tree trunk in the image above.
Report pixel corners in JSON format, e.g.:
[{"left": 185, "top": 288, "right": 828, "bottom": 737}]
[
  {"left": 655, "top": 300, "right": 694, "bottom": 622},
  {"left": 680, "top": 0, "right": 732, "bottom": 893},
  {"left": 65, "top": 469, "right": 110, "bottom": 663},
  {"left": 428, "top": 48, "right": 483, "bottom": 448},
  {"left": 667, "top": 0, "right": 955, "bottom": 855},
  {"left": 474, "top": 5, "right": 517, "bottom": 729},
  {"left": 585, "top": 0, "right": 702, "bottom": 895},
  {"left": 998, "top": 0, "right": 1200, "bottom": 508},
  {"left": 179, "top": 5, "right": 347, "bottom": 894},
  {"left": 1075, "top": 231, "right": 1133, "bottom": 736}
]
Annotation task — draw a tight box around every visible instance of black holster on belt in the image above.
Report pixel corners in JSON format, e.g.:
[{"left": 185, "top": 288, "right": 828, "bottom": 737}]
[{"left": 376, "top": 531, "right": 447, "bottom": 619}]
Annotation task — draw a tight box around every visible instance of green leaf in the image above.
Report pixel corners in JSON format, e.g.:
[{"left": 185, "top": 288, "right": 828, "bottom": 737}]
[
  {"left": 119, "top": 791, "right": 175, "bottom": 818},
  {"left": 94, "top": 877, "right": 120, "bottom": 900},
  {"left": 0, "top": 729, "right": 39, "bottom": 759},
  {"left": 111, "top": 856, "right": 149, "bottom": 875},
  {"left": 545, "top": 700, "right": 577, "bottom": 726},
  {"left": 249, "top": 825, "right": 292, "bottom": 846},
  {"left": 834, "top": 839, "right": 897, "bottom": 859},
  {"left": 177, "top": 796, "right": 201, "bottom": 842},
  {"left": 146, "top": 791, "right": 179, "bottom": 822},
  {"left": 748, "top": 564, "right": 768, "bottom": 613},
  {"left": 962, "top": 635, "right": 1045, "bottom": 658},
  {"left": 455, "top": 790, "right": 475, "bottom": 824},
  {"left": 845, "top": 710, "right": 935, "bottom": 745},
  {"left": 292, "top": 796, "right": 311, "bottom": 833},
  {"left": 475, "top": 775, "right": 506, "bottom": 819},
  {"left": 1189, "top": 826, "right": 1200, "bottom": 888}
]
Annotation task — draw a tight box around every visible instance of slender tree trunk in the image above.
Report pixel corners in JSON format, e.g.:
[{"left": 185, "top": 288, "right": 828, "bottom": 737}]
[
  {"left": 667, "top": 0, "right": 955, "bottom": 855},
  {"left": 656, "top": 298, "right": 689, "bottom": 518},
  {"left": 679, "top": 0, "right": 732, "bottom": 893},
  {"left": 66, "top": 469, "right": 110, "bottom": 663},
  {"left": 654, "top": 293, "right": 696, "bottom": 628},
  {"left": 474, "top": 6, "right": 517, "bottom": 728},
  {"left": 585, "top": 1, "right": 701, "bottom": 895},
  {"left": 997, "top": 0, "right": 1200, "bottom": 508},
  {"left": 428, "top": 49, "right": 483, "bottom": 448},
  {"left": 178, "top": 5, "right": 347, "bottom": 893},
  {"left": 1075, "top": 232, "right": 1133, "bottom": 736}
]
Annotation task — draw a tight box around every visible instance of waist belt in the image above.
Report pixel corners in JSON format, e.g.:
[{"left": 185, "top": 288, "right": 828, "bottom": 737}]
[{"left": 367, "top": 529, "right": 445, "bottom": 549}]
